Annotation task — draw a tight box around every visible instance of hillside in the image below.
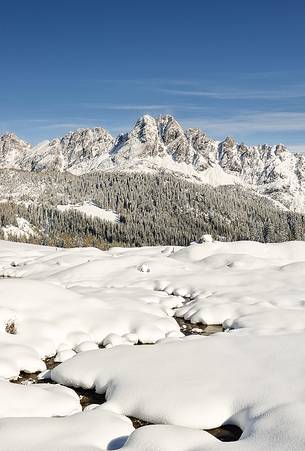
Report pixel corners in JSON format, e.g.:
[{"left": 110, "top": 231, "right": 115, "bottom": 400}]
[{"left": 0, "top": 171, "right": 304, "bottom": 247}]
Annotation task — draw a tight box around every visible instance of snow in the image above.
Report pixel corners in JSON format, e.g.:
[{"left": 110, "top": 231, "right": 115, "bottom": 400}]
[
  {"left": 0, "top": 239, "right": 303, "bottom": 449},
  {"left": 0, "top": 408, "right": 134, "bottom": 451},
  {"left": 2, "top": 217, "right": 36, "bottom": 239},
  {"left": 57, "top": 201, "right": 120, "bottom": 223},
  {"left": 198, "top": 233, "right": 214, "bottom": 243},
  {"left": 51, "top": 333, "right": 305, "bottom": 426},
  {"left": 106, "top": 155, "right": 241, "bottom": 187},
  {"left": 0, "top": 278, "right": 178, "bottom": 378},
  {"left": 122, "top": 404, "right": 305, "bottom": 450},
  {"left": 54, "top": 349, "right": 77, "bottom": 362},
  {"left": 52, "top": 333, "right": 305, "bottom": 450},
  {"left": 0, "top": 380, "right": 81, "bottom": 418}
]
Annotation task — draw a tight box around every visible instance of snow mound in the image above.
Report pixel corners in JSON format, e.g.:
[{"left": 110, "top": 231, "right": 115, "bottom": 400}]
[
  {"left": 123, "top": 404, "right": 305, "bottom": 451},
  {"left": 0, "top": 407, "right": 133, "bottom": 451},
  {"left": 52, "top": 333, "right": 305, "bottom": 450},
  {"left": 0, "top": 380, "right": 81, "bottom": 418}
]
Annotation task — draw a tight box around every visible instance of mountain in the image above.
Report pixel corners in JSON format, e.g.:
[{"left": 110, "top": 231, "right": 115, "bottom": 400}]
[
  {"left": 1, "top": 115, "right": 305, "bottom": 212},
  {"left": 0, "top": 133, "right": 31, "bottom": 169},
  {"left": 0, "top": 128, "right": 114, "bottom": 173}
]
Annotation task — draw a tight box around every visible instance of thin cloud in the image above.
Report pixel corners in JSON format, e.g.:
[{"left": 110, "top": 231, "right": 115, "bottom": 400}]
[
  {"left": 110, "top": 104, "right": 169, "bottom": 111},
  {"left": 82, "top": 103, "right": 211, "bottom": 113},
  {"left": 162, "top": 87, "right": 305, "bottom": 100},
  {"left": 91, "top": 78, "right": 195, "bottom": 86},
  {"left": 182, "top": 111, "right": 305, "bottom": 135},
  {"left": 38, "top": 122, "right": 92, "bottom": 130},
  {"left": 83, "top": 103, "right": 171, "bottom": 111}
]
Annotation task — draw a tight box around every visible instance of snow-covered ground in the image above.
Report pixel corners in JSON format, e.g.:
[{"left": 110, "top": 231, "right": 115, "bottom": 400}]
[
  {"left": 0, "top": 239, "right": 304, "bottom": 449},
  {"left": 57, "top": 201, "right": 120, "bottom": 222}
]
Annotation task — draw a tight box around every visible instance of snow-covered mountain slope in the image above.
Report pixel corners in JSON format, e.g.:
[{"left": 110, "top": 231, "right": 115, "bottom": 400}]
[{"left": 2, "top": 115, "right": 305, "bottom": 211}]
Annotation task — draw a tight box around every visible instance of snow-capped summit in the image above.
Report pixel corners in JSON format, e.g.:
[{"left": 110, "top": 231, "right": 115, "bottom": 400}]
[
  {"left": 2, "top": 115, "right": 305, "bottom": 211},
  {"left": 111, "top": 114, "right": 217, "bottom": 168}
]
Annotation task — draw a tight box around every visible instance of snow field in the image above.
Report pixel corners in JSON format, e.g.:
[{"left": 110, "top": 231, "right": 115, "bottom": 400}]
[{"left": 0, "top": 239, "right": 303, "bottom": 449}]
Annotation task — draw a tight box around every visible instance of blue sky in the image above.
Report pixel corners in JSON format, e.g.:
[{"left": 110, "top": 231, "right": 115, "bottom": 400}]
[{"left": 1, "top": 0, "right": 305, "bottom": 151}]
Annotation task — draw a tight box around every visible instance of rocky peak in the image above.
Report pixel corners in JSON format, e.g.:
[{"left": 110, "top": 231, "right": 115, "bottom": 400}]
[
  {"left": 130, "top": 115, "right": 159, "bottom": 144},
  {"left": 0, "top": 132, "right": 30, "bottom": 149},
  {"left": 187, "top": 128, "right": 216, "bottom": 153},
  {"left": 218, "top": 136, "right": 241, "bottom": 173},
  {"left": 156, "top": 115, "right": 190, "bottom": 163},
  {"left": 223, "top": 136, "right": 236, "bottom": 147},
  {"left": 60, "top": 128, "right": 114, "bottom": 165},
  {"left": 274, "top": 144, "right": 290, "bottom": 160},
  {"left": 28, "top": 128, "right": 114, "bottom": 173},
  {"left": 113, "top": 115, "right": 162, "bottom": 160},
  {"left": 157, "top": 115, "right": 184, "bottom": 145},
  {"left": 0, "top": 132, "right": 31, "bottom": 169},
  {"left": 185, "top": 128, "right": 218, "bottom": 170}
]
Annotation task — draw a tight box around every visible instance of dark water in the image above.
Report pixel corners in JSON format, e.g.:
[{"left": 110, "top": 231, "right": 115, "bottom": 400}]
[{"left": 176, "top": 317, "right": 223, "bottom": 336}]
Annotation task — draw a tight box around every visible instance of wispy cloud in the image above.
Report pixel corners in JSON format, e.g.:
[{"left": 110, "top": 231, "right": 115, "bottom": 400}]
[
  {"left": 182, "top": 111, "right": 305, "bottom": 136},
  {"left": 82, "top": 103, "right": 212, "bottom": 113},
  {"left": 82, "top": 103, "right": 171, "bottom": 111},
  {"left": 38, "top": 122, "right": 93, "bottom": 130},
  {"left": 91, "top": 72, "right": 305, "bottom": 87},
  {"left": 0, "top": 117, "right": 106, "bottom": 131},
  {"left": 91, "top": 78, "right": 196, "bottom": 86},
  {"left": 161, "top": 86, "right": 305, "bottom": 100}
]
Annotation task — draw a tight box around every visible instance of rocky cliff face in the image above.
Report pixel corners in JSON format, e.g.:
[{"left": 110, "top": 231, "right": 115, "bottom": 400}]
[
  {"left": 1, "top": 115, "right": 305, "bottom": 211},
  {"left": 0, "top": 133, "right": 31, "bottom": 169},
  {"left": 0, "top": 127, "right": 114, "bottom": 173},
  {"left": 29, "top": 127, "right": 115, "bottom": 172}
]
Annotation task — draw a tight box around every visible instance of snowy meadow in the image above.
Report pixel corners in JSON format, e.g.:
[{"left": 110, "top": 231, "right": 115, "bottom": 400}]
[{"left": 0, "top": 238, "right": 304, "bottom": 450}]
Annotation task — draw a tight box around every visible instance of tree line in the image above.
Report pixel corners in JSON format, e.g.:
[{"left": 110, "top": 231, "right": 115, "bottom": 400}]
[{"left": 0, "top": 170, "right": 304, "bottom": 247}]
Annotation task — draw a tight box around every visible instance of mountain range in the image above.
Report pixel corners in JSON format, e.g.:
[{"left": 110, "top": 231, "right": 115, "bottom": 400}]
[{"left": 1, "top": 114, "right": 305, "bottom": 212}]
